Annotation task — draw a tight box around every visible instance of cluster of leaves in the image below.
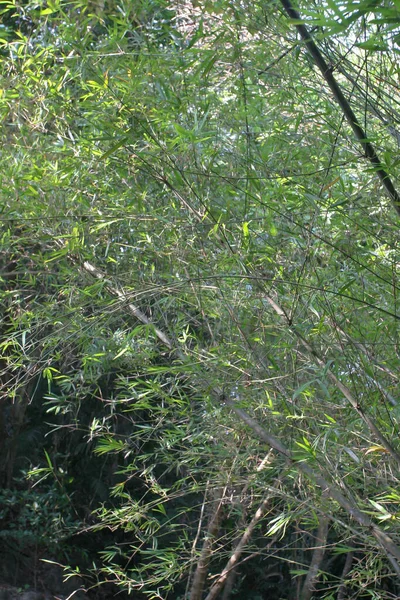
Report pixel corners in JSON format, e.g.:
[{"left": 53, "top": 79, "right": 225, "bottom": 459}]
[{"left": 1, "top": 0, "right": 400, "bottom": 598}]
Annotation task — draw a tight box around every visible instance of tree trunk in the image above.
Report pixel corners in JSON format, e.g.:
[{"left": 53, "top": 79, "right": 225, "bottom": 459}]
[
  {"left": 337, "top": 550, "right": 354, "bottom": 600},
  {"left": 301, "top": 516, "right": 329, "bottom": 600},
  {"left": 190, "top": 488, "right": 224, "bottom": 600}
]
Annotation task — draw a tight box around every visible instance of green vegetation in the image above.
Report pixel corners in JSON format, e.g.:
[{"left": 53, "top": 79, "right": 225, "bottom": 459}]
[{"left": 1, "top": 0, "right": 400, "bottom": 598}]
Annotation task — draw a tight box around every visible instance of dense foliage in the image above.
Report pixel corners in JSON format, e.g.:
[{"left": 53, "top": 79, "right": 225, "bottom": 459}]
[{"left": 1, "top": 0, "right": 400, "bottom": 598}]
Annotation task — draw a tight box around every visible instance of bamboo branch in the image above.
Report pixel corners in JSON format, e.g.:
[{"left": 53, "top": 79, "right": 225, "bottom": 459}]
[
  {"left": 264, "top": 294, "right": 400, "bottom": 466},
  {"left": 301, "top": 516, "right": 329, "bottom": 600},
  {"left": 215, "top": 451, "right": 275, "bottom": 600},
  {"left": 279, "top": 0, "right": 400, "bottom": 216},
  {"left": 190, "top": 488, "right": 224, "bottom": 600},
  {"left": 337, "top": 549, "right": 354, "bottom": 600},
  {"left": 224, "top": 397, "right": 400, "bottom": 575},
  {"left": 82, "top": 261, "right": 174, "bottom": 350},
  {"left": 185, "top": 481, "right": 210, "bottom": 600},
  {"left": 71, "top": 256, "right": 400, "bottom": 576},
  {"left": 204, "top": 494, "right": 272, "bottom": 600}
]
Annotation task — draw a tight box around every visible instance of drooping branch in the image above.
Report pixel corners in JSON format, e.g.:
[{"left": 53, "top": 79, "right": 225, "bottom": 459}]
[
  {"left": 82, "top": 261, "right": 174, "bottom": 350},
  {"left": 50, "top": 232, "right": 176, "bottom": 351},
  {"left": 263, "top": 294, "right": 400, "bottom": 466},
  {"left": 68, "top": 253, "right": 400, "bottom": 576},
  {"left": 224, "top": 397, "right": 400, "bottom": 574},
  {"left": 279, "top": 0, "right": 400, "bottom": 216},
  {"left": 326, "top": 316, "right": 398, "bottom": 403}
]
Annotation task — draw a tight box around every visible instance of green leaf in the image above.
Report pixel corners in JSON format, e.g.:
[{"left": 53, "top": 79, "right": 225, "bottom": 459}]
[{"left": 100, "top": 137, "right": 128, "bottom": 160}]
